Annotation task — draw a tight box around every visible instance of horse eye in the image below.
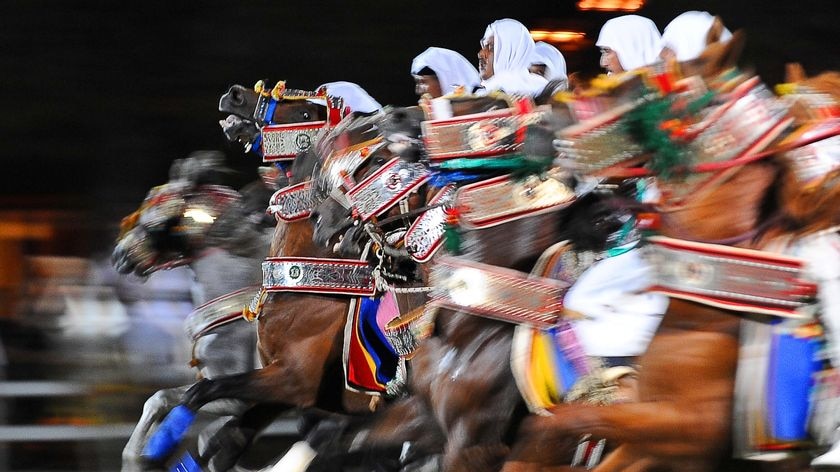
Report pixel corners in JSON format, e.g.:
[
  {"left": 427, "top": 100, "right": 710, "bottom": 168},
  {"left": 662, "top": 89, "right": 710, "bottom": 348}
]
[{"left": 302, "top": 111, "right": 311, "bottom": 120}]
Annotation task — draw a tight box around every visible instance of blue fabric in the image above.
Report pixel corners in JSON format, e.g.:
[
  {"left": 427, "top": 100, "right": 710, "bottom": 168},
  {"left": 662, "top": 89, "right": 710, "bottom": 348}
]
[
  {"left": 171, "top": 452, "right": 201, "bottom": 472},
  {"left": 142, "top": 404, "right": 196, "bottom": 461},
  {"left": 427, "top": 170, "right": 485, "bottom": 187},
  {"left": 548, "top": 326, "right": 580, "bottom": 393},
  {"left": 357, "top": 296, "right": 398, "bottom": 385},
  {"left": 263, "top": 99, "right": 278, "bottom": 125},
  {"left": 767, "top": 331, "right": 820, "bottom": 441},
  {"left": 250, "top": 133, "right": 263, "bottom": 157}
]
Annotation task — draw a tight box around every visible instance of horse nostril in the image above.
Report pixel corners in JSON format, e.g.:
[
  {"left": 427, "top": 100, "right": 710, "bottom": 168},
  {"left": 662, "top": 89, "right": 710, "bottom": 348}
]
[{"left": 230, "top": 89, "right": 245, "bottom": 106}]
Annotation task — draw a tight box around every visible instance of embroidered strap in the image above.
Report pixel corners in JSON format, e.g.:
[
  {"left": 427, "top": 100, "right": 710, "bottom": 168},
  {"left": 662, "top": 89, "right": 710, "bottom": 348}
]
[
  {"left": 184, "top": 287, "right": 256, "bottom": 341},
  {"left": 780, "top": 119, "right": 840, "bottom": 186},
  {"left": 405, "top": 184, "right": 456, "bottom": 262},
  {"left": 346, "top": 158, "right": 431, "bottom": 221},
  {"left": 428, "top": 256, "right": 569, "bottom": 329},
  {"left": 261, "top": 121, "right": 326, "bottom": 162},
  {"left": 642, "top": 236, "right": 817, "bottom": 317},
  {"left": 455, "top": 174, "right": 577, "bottom": 229},
  {"left": 267, "top": 180, "right": 314, "bottom": 222},
  {"left": 244, "top": 257, "right": 377, "bottom": 320}
]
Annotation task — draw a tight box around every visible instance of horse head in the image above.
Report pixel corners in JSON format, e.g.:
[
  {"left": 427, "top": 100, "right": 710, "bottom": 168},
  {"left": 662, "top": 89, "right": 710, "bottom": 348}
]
[
  {"left": 218, "top": 81, "right": 330, "bottom": 153},
  {"left": 112, "top": 151, "right": 242, "bottom": 276}
]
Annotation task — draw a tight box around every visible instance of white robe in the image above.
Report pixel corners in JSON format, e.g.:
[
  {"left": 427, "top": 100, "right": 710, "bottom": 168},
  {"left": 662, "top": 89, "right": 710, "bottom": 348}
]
[
  {"left": 480, "top": 18, "right": 548, "bottom": 96},
  {"left": 411, "top": 47, "right": 480, "bottom": 96},
  {"left": 564, "top": 249, "right": 668, "bottom": 357},
  {"left": 595, "top": 15, "right": 662, "bottom": 71},
  {"left": 661, "top": 11, "right": 732, "bottom": 61},
  {"left": 530, "top": 41, "right": 568, "bottom": 82}
]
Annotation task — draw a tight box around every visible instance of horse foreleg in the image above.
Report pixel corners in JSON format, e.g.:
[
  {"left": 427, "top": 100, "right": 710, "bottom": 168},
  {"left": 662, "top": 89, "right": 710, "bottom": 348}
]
[
  {"left": 196, "top": 403, "right": 287, "bottom": 472},
  {"left": 122, "top": 385, "right": 188, "bottom": 471}
]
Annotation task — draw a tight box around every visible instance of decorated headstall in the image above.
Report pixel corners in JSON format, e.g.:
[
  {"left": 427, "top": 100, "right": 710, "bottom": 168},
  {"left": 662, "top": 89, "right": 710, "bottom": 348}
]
[
  {"left": 114, "top": 182, "right": 241, "bottom": 274},
  {"left": 421, "top": 95, "right": 547, "bottom": 161},
  {"left": 409, "top": 95, "right": 580, "bottom": 258},
  {"left": 554, "top": 69, "right": 798, "bottom": 207},
  {"left": 774, "top": 84, "right": 840, "bottom": 188},
  {"left": 256, "top": 81, "right": 345, "bottom": 162}
]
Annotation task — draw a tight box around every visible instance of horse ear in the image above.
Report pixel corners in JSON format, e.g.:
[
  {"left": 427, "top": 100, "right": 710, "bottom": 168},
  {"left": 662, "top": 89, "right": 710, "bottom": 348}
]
[
  {"left": 785, "top": 62, "right": 807, "bottom": 83},
  {"left": 704, "top": 29, "right": 746, "bottom": 76},
  {"left": 705, "top": 16, "right": 726, "bottom": 45}
]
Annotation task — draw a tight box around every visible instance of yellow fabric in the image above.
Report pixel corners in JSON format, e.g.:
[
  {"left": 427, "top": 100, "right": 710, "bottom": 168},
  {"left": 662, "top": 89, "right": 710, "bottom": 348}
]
[{"left": 530, "top": 330, "right": 562, "bottom": 408}]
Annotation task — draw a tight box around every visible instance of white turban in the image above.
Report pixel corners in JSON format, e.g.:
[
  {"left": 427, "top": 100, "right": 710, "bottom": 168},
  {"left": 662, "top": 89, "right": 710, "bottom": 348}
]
[
  {"left": 530, "top": 41, "right": 568, "bottom": 82},
  {"left": 596, "top": 15, "right": 662, "bottom": 71},
  {"left": 661, "top": 11, "right": 733, "bottom": 61},
  {"left": 480, "top": 18, "right": 548, "bottom": 96},
  {"left": 411, "top": 47, "right": 481, "bottom": 96},
  {"left": 314, "top": 81, "right": 382, "bottom": 114}
]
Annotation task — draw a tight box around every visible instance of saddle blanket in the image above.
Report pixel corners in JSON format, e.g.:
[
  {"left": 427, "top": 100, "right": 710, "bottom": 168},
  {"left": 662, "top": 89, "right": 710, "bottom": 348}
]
[{"left": 343, "top": 291, "right": 401, "bottom": 395}]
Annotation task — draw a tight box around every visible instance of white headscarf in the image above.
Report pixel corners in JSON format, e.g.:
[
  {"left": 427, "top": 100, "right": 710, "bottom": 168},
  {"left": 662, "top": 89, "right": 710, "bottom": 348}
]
[
  {"left": 596, "top": 15, "right": 662, "bottom": 71},
  {"left": 411, "top": 47, "right": 480, "bottom": 96},
  {"left": 530, "top": 41, "right": 568, "bottom": 82},
  {"left": 314, "top": 81, "right": 382, "bottom": 114},
  {"left": 480, "top": 18, "right": 548, "bottom": 96},
  {"left": 661, "top": 11, "right": 733, "bottom": 61}
]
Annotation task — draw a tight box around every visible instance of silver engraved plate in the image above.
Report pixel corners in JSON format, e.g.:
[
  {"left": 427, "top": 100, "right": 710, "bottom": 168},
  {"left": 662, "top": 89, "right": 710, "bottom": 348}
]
[
  {"left": 689, "top": 80, "right": 791, "bottom": 167},
  {"left": 184, "top": 287, "right": 257, "bottom": 341},
  {"left": 261, "top": 121, "right": 326, "bottom": 162},
  {"left": 456, "top": 174, "right": 576, "bottom": 230},
  {"left": 429, "top": 256, "right": 569, "bottom": 329},
  {"left": 782, "top": 119, "right": 840, "bottom": 185},
  {"left": 642, "top": 236, "right": 817, "bottom": 317},
  {"left": 347, "top": 158, "right": 431, "bottom": 221},
  {"left": 314, "top": 140, "right": 384, "bottom": 201},
  {"left": 268, "top": 180, "right": 314, "bottom": 222},
  {"left": 262, "top": 257, "right": 376, "bottom": 296},
  {"left": 556, "top": 101, "right": 645, "bottom": 173},
  {"left": 405, "top": 184, "right": 456, "bottom": 263},
  {"left": 422, "top": 107, "right": 526, "bottom": 161}
]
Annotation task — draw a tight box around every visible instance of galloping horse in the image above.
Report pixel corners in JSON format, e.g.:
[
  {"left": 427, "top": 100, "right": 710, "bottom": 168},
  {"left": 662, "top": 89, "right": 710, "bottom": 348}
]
[
  {"left": 516, "top": 64, "right": 840, "bottom": 471},
  {"left": 148, "top": 102, "right": 441, "bottom": 472},
  {"left": 304, "top": 94, "right": 636, "bottom": 472},
  {"left": 113, "top": 151, "right": 276, "bottom": 471}
]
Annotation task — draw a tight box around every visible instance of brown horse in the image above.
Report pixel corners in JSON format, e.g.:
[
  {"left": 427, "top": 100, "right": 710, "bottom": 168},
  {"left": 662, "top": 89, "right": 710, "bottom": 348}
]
[
  {"left": 156, "top": 107, "right": 444, "bottom": 472},
  {"left": 516, "top": 72, "right": 840, "bottom": 470},
  {"left": 305, "top": 95, "right": 632, "bottom": 472}
]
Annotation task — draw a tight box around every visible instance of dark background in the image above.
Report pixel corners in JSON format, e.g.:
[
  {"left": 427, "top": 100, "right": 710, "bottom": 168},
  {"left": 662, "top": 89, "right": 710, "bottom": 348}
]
[{"left": 3, "top": 0, "right": 839, "bottom": 236}]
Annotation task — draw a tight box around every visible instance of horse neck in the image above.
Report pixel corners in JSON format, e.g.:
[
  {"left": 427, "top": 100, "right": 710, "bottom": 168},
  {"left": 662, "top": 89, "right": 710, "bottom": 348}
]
[
  {"left": 188, "top": 248, "right": 264, "bottom": 303},
  {"left": 269, "top": 219, "right": 331, "bottom": 258},
  {"left": 658, "top": 161, "right": 778, "bottom": 246},
  {"left": 655, "top": 299, "right": 741, "bottom": 345},
  {"left": 460, "top": 212, "right": 564, "bottom": 271}
]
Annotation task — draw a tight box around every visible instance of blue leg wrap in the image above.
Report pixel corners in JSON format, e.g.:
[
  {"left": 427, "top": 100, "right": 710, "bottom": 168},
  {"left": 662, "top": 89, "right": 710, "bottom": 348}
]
[
  {"left": 170, "top": 451, "right": 201, "bottom": 472},
  {"left": 143, "top": 405, "right": 196, "bottom": 461}
]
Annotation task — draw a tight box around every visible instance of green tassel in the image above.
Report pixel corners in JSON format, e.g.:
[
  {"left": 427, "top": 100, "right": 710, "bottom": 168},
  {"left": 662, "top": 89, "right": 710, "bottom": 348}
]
[
  {"left": 623, "top": 96, "right": 686, "bottom": 178},
  {"left": 443, "top": 224, "right": 462, "bottom": 255}
]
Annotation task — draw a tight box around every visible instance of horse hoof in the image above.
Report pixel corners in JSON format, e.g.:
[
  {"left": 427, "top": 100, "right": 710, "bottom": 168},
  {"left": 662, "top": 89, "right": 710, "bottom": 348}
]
[
  {"left": 143, "top": 405, "right": 197, "bottom": 462},
  {"left": 813, "top": 444, "right": 840, "bottom": 469}
]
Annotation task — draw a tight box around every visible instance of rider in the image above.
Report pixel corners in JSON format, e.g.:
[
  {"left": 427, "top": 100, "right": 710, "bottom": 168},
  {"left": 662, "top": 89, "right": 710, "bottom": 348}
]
[
  {"left": 312, "top": 81, "right": 382, "bottom": 114},
  {"left": 595, "top": 15, "right": 662, "bottom": 75},
  {"left": 563, "top": 15, "right": 669, "bottom": 379},
  {"left": 660, "top": 11, "right": 732, "bottom": 62},
  {"left": 411, "top": 47, "right": 480, "bottom": 98},
  {"left": 477, "top": 18, "right": 549, "bottom": 96},
  {"left": 529, "top": 41, "right": 568, "bottom": 83}
]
